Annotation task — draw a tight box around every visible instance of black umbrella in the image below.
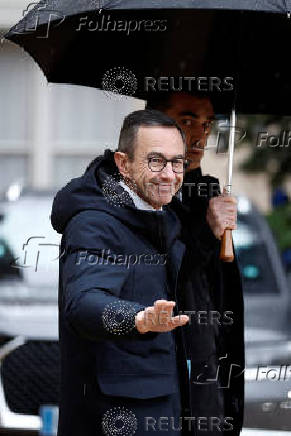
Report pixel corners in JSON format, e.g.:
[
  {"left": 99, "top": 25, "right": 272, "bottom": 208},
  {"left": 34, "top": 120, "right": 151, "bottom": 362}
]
[
  {"left": 4, "top": 0, "right": 291, "bottom": 115},
  {"left": 5, "top": 0, "right": 291, "bottom": 261}
]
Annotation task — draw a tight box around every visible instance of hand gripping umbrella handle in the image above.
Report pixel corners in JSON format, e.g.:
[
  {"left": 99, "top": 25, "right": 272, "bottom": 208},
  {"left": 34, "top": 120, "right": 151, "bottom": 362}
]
[{"left": 220, "top": 109, "right": 236, "bottom": 263}]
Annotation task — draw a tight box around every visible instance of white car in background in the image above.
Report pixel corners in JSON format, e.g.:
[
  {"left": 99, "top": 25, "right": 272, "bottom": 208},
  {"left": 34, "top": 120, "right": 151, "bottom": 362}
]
[{"left": 0, "top": 188, "right": 290, "bottom": 435}]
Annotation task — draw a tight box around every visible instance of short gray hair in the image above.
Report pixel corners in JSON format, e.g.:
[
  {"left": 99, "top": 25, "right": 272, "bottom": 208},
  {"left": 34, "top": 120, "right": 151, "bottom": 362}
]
[{"left": 118, "top": 109, "right": 186, "bottom": 160}]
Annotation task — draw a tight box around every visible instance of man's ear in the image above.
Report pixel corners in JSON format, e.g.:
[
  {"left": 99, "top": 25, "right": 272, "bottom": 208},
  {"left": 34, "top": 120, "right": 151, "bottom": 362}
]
[{"left": 114, "top": 152, "right": 130, "bottom": 178}]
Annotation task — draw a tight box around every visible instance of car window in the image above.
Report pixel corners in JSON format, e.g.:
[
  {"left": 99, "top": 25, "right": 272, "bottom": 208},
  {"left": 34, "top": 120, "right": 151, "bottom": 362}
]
[
  {"left": 234, "top": 214, "right": 279, "bottom": 294},
  {"left": 0, "top": 196, "right": 60, "bottom": 302},
  {"left": 0, "top": 237, "right": 23, "bottom": 281}
]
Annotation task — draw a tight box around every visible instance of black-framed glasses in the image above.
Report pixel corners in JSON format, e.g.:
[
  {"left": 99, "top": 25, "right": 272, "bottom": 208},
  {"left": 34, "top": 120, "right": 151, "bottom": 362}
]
[{"left": 148, "top": 156, "right": 190, "bottom": 173}]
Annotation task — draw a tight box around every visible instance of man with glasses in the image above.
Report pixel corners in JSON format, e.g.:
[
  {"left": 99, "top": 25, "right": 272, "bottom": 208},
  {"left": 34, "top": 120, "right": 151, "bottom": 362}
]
[
  {"left": 147, "top": 92, "right": 245, "bottom": 436},
  {"left": 52, "top": 109, "right": 233, "bottom": 436}
]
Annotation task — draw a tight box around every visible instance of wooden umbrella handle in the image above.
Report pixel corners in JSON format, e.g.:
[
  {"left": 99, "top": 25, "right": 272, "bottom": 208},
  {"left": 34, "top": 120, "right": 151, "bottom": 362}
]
[{"left": 220, "top": 229, "right": 234, "bottom": 262}]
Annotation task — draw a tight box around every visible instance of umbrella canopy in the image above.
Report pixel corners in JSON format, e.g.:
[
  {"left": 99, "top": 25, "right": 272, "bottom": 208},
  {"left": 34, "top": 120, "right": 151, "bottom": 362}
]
[{"left": 5, "top": 0, "right": 291, "bottom": 114}]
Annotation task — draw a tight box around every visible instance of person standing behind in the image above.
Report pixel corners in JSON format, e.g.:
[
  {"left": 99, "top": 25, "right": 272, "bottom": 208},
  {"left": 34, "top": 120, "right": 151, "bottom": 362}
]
[{"left": 147, "top": 92, "right": 245, "bottom": 436}]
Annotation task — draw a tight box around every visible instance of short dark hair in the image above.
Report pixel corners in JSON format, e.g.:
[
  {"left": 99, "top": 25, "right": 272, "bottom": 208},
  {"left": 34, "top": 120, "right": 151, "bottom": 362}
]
[
  {"left": 146, "top": 91, "right": 212, "bottom": 112},
  {"left": 118, "top": 109, "right": 186, "bottom": 160}
]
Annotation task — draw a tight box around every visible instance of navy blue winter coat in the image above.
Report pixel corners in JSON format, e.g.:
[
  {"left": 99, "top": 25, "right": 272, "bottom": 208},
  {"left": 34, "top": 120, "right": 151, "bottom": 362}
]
[{"left": 51, "top": 150, "right": 199, "bottom": 436}]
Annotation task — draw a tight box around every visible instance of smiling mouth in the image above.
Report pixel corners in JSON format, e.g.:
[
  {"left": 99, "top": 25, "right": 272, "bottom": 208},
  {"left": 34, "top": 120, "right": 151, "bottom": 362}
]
[
  {"left": 156, "top": 184, "right": 175, "bottom": 192},
  {"left": 158, "top": 184, "right": 173, "bottom": 188}
]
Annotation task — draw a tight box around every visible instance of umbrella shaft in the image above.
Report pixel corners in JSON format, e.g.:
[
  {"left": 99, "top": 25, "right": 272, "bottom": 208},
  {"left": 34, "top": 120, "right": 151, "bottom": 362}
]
[{"left": 226, "top": 109, "right": 236, "bottom": 195}]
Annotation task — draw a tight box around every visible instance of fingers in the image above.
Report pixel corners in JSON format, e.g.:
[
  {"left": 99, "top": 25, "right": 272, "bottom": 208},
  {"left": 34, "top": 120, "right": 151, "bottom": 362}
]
[
  {"left": 218, "top": 217, "right": 236, "bottom": 235},
  {"left": 209, "top": 197, "right": 237, "bottom": 211},
  {"left": 154, "top": 300, "right": 176, "bottom": 328},
  {"left": 207, "top": 196, "right": 237, "bottom": 238},
  {"left": 154, "top": 299, "right": 176, "bottom": 310},
  {"left": 223, "top": 205, "right": 237, "bottom": 213},
  {"left": 170, "top": 314, "right": 190, "bottom": 328},
  {"left": 216, "top": 196, "right": 237, "bottom": 206},
  {"left": 142, "top": 300, "right": 189, "bottom": 332},
  {"left": 212, "top": 197, "right": 237, "bottom": 213},
  {"left": 225, "top": 217, "right": 237, "bottom": 230},
  {"left": 222, "top": 187, "right": 238, "bottom": 201}
]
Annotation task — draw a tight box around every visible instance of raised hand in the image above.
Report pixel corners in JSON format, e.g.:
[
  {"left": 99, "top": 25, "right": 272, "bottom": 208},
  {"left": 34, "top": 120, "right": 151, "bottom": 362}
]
[{"left": 135, "top": 299, "right": 189, "bottom": 333}]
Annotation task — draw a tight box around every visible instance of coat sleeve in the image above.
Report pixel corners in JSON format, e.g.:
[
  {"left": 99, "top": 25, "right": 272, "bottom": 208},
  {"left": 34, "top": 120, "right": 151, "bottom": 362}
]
[{"left": 60, "top": 211, "right": 158, "bottom": 342}]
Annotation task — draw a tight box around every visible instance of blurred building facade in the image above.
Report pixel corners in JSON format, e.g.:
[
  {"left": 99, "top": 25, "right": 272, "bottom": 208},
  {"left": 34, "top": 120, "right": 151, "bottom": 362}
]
[{"left": 0, "top": 0, "right": 144, "bottom": 192}]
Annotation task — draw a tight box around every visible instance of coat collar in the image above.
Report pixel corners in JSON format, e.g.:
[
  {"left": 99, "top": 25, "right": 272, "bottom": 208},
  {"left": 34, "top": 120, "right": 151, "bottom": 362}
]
[{"left": 119, "top": 180, "right": 163, "bottom": 211}]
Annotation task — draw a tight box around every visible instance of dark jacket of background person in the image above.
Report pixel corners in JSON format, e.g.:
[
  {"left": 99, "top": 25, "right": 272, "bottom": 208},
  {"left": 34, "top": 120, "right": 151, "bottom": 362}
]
[
  {"left": 170, "top": 168, "right": 245, "bottom": 436},
  {"left": 51, "top": 150, "right": 208, "bottom": 436}
]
